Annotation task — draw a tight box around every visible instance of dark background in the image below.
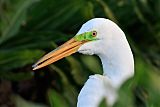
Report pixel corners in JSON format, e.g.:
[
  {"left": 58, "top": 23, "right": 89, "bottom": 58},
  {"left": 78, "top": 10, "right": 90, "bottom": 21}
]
[{"left": 0, "top": 0, "right": 160, "bottom": 107}]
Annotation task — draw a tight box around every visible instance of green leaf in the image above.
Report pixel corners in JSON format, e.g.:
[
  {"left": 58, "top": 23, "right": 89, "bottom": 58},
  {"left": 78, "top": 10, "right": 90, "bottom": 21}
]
[
  {"left": 80, "top": 55, "right": 102, "bottom": 74},
  {"left": 0, "top": 49, "right": 44, "bottom": 70},
  {"left": 96, "top": 0, "right": 118, "bottom": 23},
  {"left": 0, "top": 0, "right": 39, "bottom": 44},
  {"left": 14, "top": 95, "right": 47, "bottom": 107},
  {"left": 49, "top": 65, "right": 78, "bottom": 106},
  {"left": 48, "top": 89, "right": 69, "bottom": 107},
  {"left": 0, "top": 31, "right": 72, "bottom": 50},
  {"left": 0, "top": 71, "right": 33, "bottom": 81},
  {"left": 66, "top": 56, "right": 87, "bottom": 85},
  {"left": 98, "top": 98, "right": 108, "bottom": 107},
  {"left": 80, "top": 1, "right": 94, "bottom": 19}
]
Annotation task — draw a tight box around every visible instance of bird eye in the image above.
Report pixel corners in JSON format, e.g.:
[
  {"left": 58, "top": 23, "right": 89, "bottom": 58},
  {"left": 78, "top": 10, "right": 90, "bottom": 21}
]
[{"left": 92, "top": 31, "right": 97, "bottom": 37}]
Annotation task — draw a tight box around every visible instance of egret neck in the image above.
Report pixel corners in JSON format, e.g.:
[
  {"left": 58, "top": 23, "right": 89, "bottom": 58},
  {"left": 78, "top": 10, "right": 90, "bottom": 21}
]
[{"left": 98, "top": 27, "right": 134, "bottom": 89}]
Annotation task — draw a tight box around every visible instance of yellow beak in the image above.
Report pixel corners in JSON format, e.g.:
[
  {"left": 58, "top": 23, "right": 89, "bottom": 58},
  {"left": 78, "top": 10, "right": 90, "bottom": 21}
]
[{"left": 32, "top": 38, "right": 86, "bottom": 70}]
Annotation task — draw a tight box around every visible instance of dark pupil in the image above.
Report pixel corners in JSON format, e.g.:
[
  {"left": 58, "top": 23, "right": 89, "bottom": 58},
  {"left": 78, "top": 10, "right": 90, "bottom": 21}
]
[{"left": 92, "top": 32, "right": 96, "bottom": 36}]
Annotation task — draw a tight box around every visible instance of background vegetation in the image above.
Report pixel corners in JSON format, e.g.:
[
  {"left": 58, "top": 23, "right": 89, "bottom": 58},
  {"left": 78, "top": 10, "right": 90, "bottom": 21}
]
[{"left": 0, "top": 0, "right": 160, "bottom": 107}]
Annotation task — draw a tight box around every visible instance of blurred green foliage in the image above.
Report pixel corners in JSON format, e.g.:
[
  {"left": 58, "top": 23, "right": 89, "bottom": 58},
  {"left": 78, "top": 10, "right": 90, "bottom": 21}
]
[{"left": 0, "top": 0, "right": 159, "bottom": 107}]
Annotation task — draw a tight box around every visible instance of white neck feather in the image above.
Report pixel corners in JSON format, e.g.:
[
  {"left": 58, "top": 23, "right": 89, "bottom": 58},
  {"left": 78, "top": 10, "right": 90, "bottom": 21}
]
[
  {"left": 77, "top": 19, "right": 134, "bottom": 107},
  {"left": 99, "top": 28, "right": 134, "bottom": 88},
  {"left": 77, "top": 18, "right": 134, "bottom": 89}
]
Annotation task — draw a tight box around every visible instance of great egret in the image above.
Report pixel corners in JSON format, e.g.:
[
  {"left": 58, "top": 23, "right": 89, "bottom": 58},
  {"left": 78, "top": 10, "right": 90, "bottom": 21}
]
[{"left": 32, "top": 18, "right": 134, "bottom": 107}]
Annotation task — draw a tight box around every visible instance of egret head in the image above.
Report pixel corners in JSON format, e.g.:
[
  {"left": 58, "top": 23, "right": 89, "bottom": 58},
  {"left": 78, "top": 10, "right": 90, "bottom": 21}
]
[
  {"left": 32, "top": 18, "right": 133, "bottom": 74},
  {"left": 76, "top": 18, "right": 119, "bottom": 56}
]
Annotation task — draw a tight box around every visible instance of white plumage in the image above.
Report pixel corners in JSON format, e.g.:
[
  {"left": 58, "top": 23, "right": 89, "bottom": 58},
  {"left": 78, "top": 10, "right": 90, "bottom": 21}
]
[
  {"left": 77, "top": 74, "right": 117, "bottom": 107},
  {"left": 77, "top": 18, "right": 134, "bottom": 107},
  {"left": 32, "top": 18, "right": 134, "bottom": 107}
]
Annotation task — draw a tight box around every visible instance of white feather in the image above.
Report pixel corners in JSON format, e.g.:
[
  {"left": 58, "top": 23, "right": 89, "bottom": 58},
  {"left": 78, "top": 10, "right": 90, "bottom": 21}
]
[
  {"left": 77, "top": 18, "right": 134, "bottom": 107},
  {"left": 77, "top": 74, "right": 117, "bottom": 107}
]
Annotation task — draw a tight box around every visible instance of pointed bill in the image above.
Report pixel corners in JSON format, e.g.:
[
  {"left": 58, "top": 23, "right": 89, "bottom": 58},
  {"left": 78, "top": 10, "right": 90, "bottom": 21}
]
[
  {"left": 32, "top": 38, "right": 86, "bottom": 70},
  {"left": 32, "top": 30, "right": 97, "bottom": 70}
]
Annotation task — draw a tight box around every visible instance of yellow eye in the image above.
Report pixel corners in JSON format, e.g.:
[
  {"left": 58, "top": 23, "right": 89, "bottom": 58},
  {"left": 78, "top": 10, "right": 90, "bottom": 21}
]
[{"left": 92, "top": 31, "right": 97, "bottom": 37}]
